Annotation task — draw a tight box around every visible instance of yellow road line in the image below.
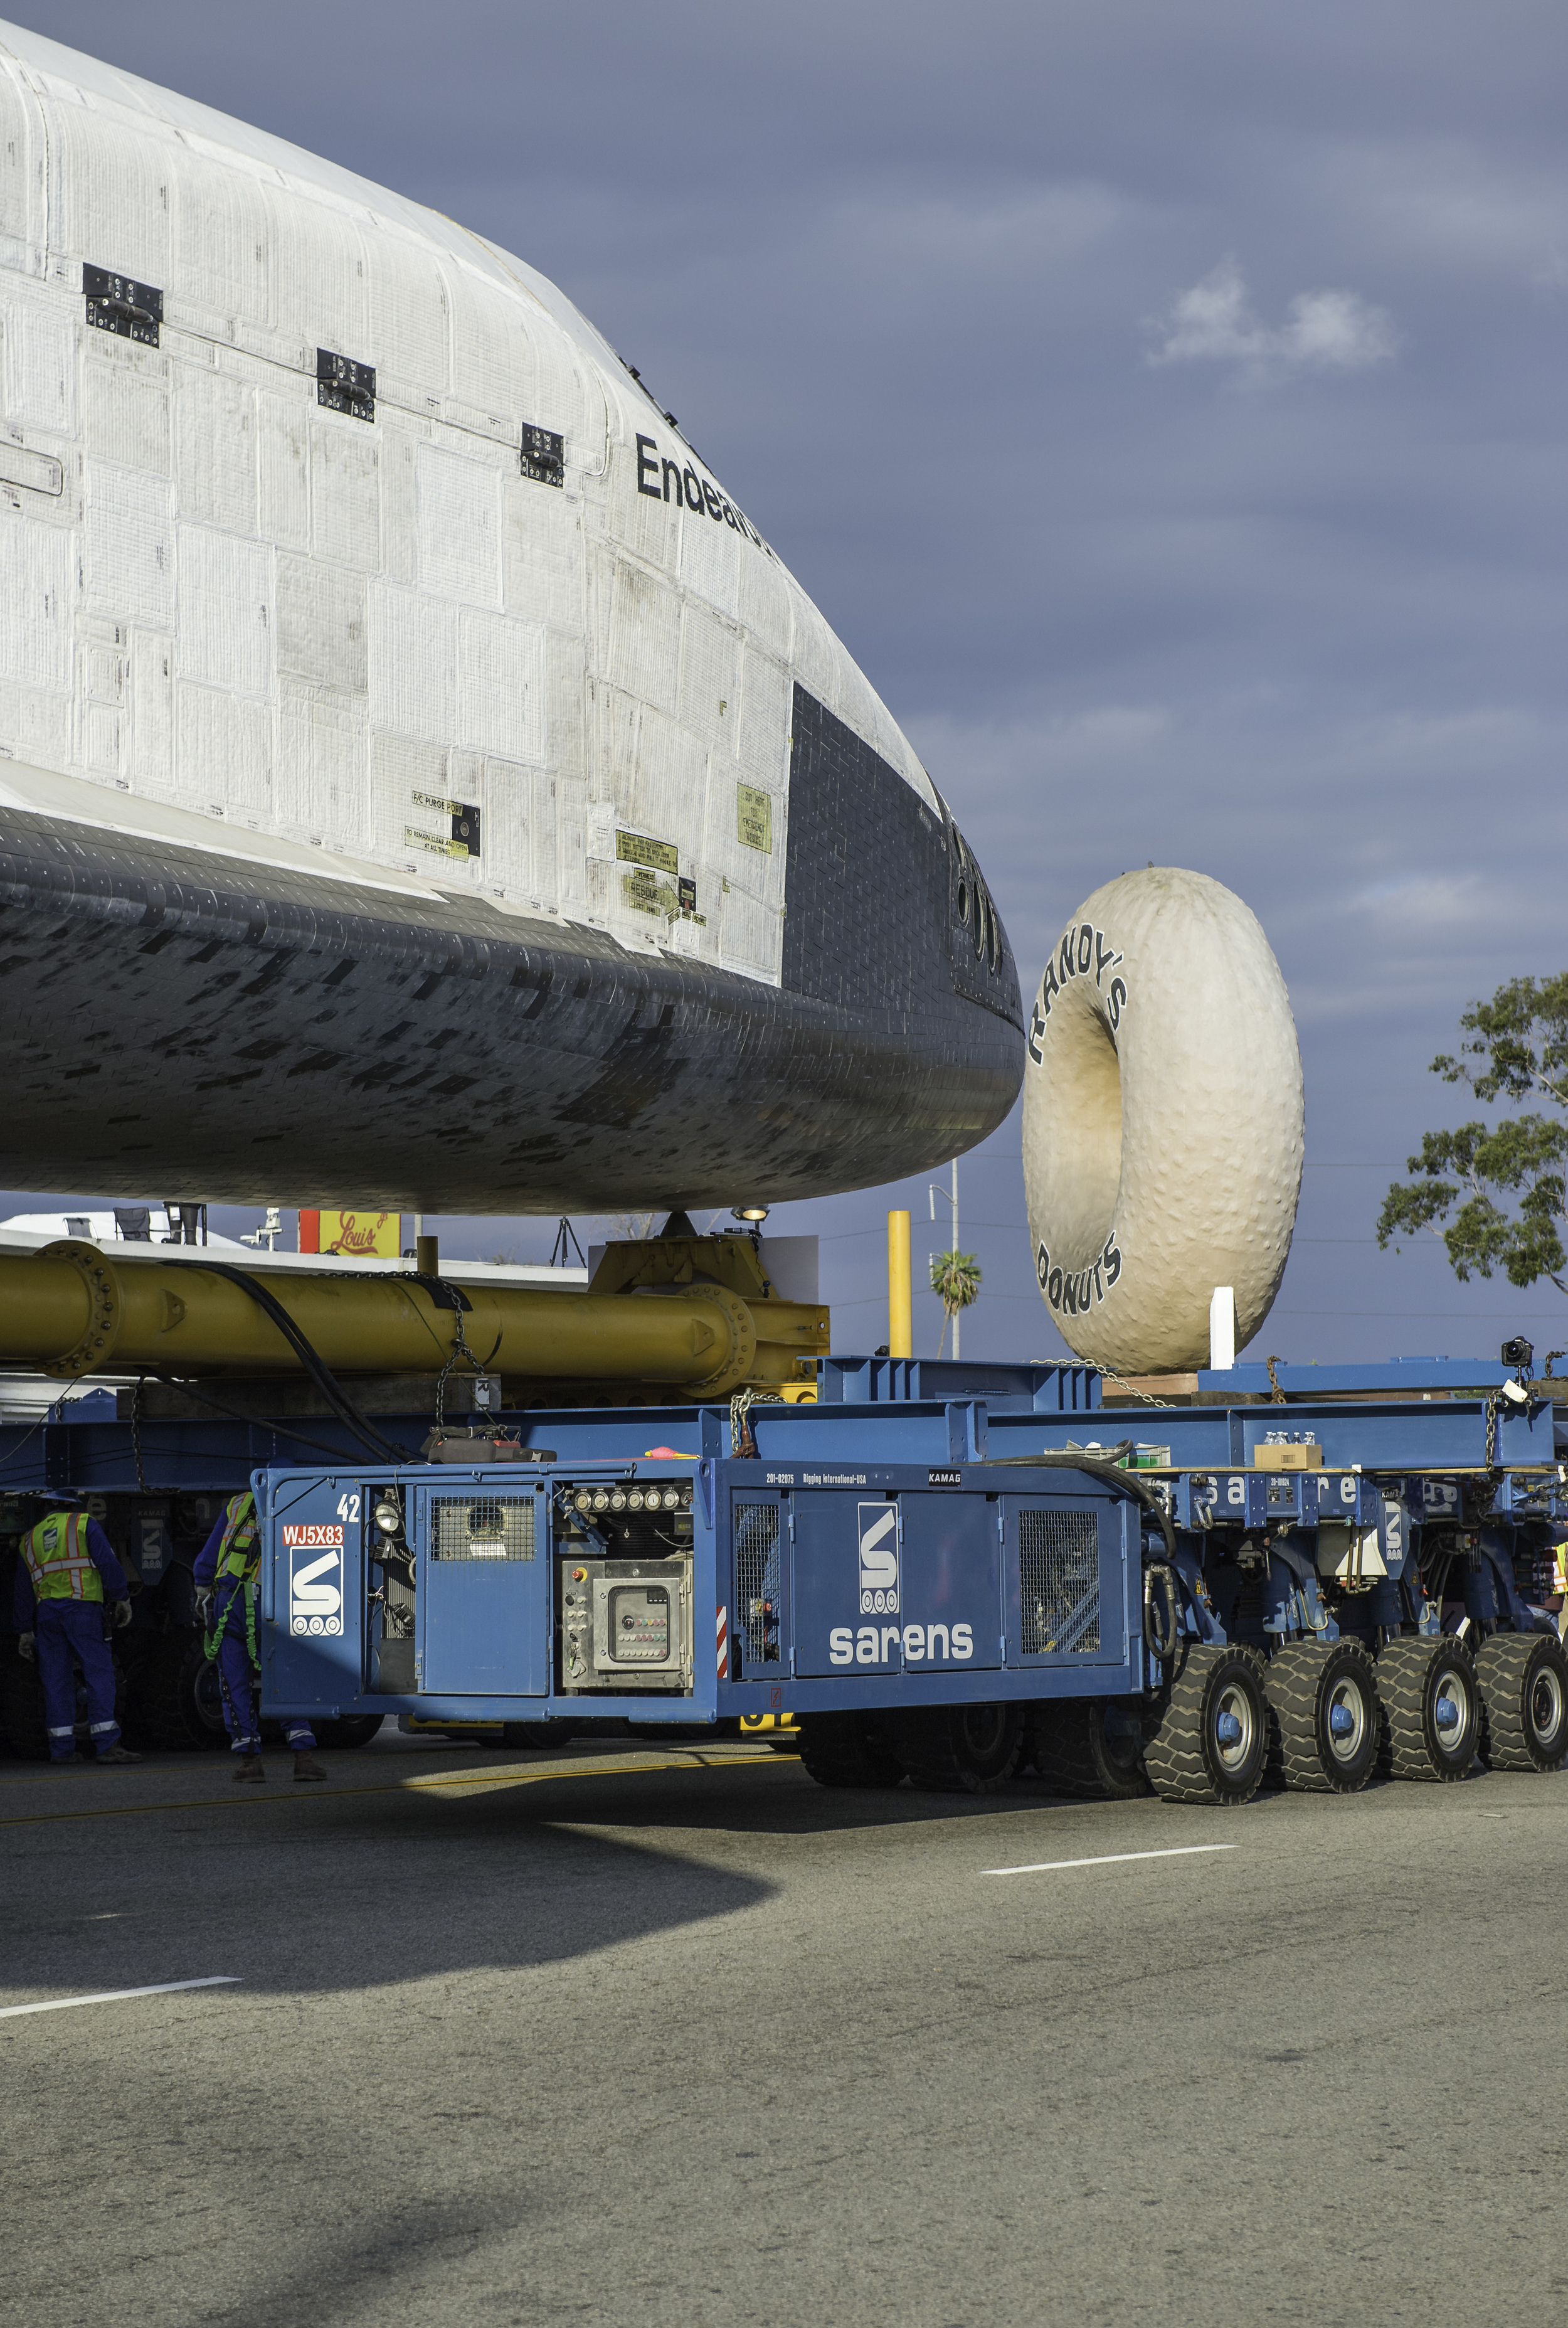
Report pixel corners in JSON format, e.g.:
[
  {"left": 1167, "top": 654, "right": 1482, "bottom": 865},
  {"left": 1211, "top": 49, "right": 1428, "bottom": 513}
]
[{"left": 0, "top": 1751, "right": 791, "bottom": 1831}]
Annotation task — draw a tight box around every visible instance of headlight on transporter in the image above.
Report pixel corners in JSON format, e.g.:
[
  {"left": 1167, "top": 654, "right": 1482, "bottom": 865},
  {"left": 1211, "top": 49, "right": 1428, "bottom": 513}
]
[{"left": 373, "top": 1497, "right": 401, "bottom": 1534}]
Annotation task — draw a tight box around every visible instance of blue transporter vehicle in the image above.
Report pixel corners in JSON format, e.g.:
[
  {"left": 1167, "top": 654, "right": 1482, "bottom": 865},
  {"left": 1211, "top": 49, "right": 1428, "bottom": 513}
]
[{"left": 257, "top": 1351, "right": 1568, "bottom": 1802}]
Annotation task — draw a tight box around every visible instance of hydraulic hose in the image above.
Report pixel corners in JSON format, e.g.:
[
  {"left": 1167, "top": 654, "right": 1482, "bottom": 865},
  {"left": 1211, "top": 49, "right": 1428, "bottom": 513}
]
[
  {"left": 977, "top": 1446, "right": 1179, "bottom": 1562},
  {"left": 191, "top": 1263, "right": 412, "bottom": 1466}
]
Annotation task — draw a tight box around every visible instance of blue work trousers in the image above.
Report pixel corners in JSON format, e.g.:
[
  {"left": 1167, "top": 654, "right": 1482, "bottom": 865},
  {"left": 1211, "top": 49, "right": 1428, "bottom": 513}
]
[
  {"left": 212, "top": 1608, "right": 315, "bottom": 1755},
  {"left": 35, "top": 1600, "right": 120, "bottom": 1760}
]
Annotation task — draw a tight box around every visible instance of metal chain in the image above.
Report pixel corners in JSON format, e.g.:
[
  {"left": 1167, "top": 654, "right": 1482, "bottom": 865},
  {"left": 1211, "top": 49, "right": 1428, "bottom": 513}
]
[
  {"left": 131, "top": 1375, "right": 148, "bottom": 1494},
  {"left": 1484, "top": 1390, "right": 1500, "bottom": 1470},
  {"left": 1095, "top": 1366, "right": 1171, "bottom": 1410},
  {"left": 433, "top": 1304, "right": 504, "bottom": 1436},
  {"left": 1264, "top": 1355, "right": 1287, "bottom": 1405},
  {"left": 730, "top": 1387, "right": 784, "bottom": 1455}
]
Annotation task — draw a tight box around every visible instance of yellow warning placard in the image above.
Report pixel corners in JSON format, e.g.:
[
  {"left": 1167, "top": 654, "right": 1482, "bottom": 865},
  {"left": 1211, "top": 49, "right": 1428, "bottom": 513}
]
[
  {"left": 616, "top": 829, "right": 679, "bottom": 874},
  {"left": 737, "top": 784, "right": 773, "bottom": 853}
]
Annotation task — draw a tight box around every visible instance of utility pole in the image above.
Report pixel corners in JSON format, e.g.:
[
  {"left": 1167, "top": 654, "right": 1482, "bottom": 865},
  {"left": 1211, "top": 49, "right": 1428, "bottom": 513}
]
[{"left": 928, "top": 1156, "right": 961, "bottom": 1359}]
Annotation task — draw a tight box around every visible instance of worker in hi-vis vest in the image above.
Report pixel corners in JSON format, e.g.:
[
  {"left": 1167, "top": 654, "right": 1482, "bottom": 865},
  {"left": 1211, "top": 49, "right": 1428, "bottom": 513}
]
[
  {"left": 193, "top": 1491, "right": 327, "bottom": 1782},
  {"left": 14, "top": 1501, "right": 140, "bottom": 1765}
]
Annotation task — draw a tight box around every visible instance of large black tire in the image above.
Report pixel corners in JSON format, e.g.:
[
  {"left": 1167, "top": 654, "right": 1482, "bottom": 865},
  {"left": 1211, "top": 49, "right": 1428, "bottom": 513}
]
[
  {"left": 133, "top": 1631, "right": 230, "bottom": 1751},
  {"left": 797, "top": 1711, "right": 905, "bottom": 1789},
  {"left": 0, "top": 1645, "right": 50, "bottom": 1758},
  {"left": 314, "top": 1714, "right": 386, "bottom": 1750},
  {"left": 1475, "top": 1632, "right": 1568, "bottom": 1773},
  {"left": 891, "top": 1703, "right": 1027, "bottom": 1794},
  {"left": 1264, "top": 1639, "right": 1380, "bottom": 1795},
  {"left": 1375, "top": 1635, "right": 1479, "bottom": 1782},
  {"left": 1026, "top": 1698, "right": 1151, "bottom": 1800},
  {"left": 1144, "top": 1642, "right": 1268, "bottom": 1806}
]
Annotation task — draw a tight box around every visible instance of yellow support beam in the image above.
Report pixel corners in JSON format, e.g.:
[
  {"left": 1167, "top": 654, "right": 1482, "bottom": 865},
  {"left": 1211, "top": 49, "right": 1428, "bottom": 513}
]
[
  {"left": 0, "top": 1239, "right": 830, "bottom": 1400},
  {"left": 887, "top": 1209, "right": 912, "bottom": 1359}
]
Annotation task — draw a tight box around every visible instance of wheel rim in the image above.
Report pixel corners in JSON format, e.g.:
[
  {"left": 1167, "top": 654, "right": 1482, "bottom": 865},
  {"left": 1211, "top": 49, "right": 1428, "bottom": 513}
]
[
  {"left": 960, "top": 1706, "right": 1007, "bottom": 1759},
  {"left": 1099, "top": 1706, "right": 1143, "bottom": 1780},
  {"left": 1212, "top": 1681, "right": 1255, "bottom": 1773},
  {"left": 1325, "top": 1674, "right": 1369, "bottom": 1766},
  {"left": 1527, "top": 1659, "right": 1565, "bottom": 1752},
  {"left": 192, "top": 1661, "right": 228, "bottom": 1740},
  {"left": 1431, "top": 1664, "right": 1471, "bottom": 1756}
]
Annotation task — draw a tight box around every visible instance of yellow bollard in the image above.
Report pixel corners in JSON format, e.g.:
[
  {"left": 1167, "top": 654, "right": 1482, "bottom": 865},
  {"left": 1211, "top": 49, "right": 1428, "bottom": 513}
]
[{"left": 887, "top": 1209, "right": 912, "bottom": 1359}]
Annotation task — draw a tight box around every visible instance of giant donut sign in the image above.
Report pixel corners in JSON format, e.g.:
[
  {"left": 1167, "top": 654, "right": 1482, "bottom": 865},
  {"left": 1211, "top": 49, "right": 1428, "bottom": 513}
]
[{"left": 1022, "top": 868, "right": 1303, "bottom": 1374}]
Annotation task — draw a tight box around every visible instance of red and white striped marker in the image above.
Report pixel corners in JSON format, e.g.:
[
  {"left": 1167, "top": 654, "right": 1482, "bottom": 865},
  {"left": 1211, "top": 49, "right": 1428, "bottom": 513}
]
[{"left": 716, "top": 1602, "right": 729, "bottom": 1679}]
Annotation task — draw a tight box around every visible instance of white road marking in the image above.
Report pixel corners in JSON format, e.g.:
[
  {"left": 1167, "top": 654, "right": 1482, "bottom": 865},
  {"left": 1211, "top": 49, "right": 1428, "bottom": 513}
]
[
  {"left": 982, "top": 1844, "right": 1240, "bottom": 1876},
  {"left": 0, "top": 1976, "right": 239, "bottom": 2020}
]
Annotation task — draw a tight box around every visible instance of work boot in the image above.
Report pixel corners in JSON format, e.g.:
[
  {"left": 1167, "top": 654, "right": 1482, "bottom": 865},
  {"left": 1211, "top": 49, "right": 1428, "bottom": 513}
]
[
  {"left": 232, "top": 1755, "right": 267, "bottom": 1782},
  {"left": 293, "top": 1752, "right": 329, "bottom": 1782},
  {"left": 95, "top": 1743, "right": 140, "bottom": 1765}
]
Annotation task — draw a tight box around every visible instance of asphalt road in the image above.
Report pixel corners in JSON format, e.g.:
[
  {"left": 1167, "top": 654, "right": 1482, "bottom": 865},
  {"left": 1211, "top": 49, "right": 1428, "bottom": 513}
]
[{"left": 2, "top": 1731, "right": 1565, "bottom": 2328}]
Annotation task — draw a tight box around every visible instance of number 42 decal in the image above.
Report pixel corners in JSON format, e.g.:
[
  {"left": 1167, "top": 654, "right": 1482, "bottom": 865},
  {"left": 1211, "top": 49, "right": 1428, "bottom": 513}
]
[{"left": 336, "top": 1492, "right": 361, "bottom": 1522}]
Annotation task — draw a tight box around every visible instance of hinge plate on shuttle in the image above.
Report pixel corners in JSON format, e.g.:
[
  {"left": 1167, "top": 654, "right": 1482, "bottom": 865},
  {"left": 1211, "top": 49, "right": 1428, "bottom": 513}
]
[
  {"left": 520, "top": 423, "right": 564, "bottom": 487},
  {"left": 317, "top": 347, "right": 376, "bottom": 422},
  {"left": 83, "top": 264, "right": 161, "bottom": 347}
]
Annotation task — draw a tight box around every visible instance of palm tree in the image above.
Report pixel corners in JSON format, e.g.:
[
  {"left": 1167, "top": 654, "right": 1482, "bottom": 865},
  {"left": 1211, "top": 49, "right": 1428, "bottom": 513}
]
[{"left": 930, "top": 1248, "right": 982, "bottom": 1359}]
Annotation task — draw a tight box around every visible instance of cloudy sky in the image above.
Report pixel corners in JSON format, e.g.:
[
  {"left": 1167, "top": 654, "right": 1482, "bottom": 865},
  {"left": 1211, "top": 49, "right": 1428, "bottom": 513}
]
[{"left": 8, "top": 1, "right": 1568, "bottom": 1366}]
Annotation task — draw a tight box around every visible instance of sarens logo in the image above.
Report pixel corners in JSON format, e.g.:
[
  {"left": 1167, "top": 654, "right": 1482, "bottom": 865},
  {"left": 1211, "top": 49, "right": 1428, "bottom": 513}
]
[
  {"left": 284, "top": 1523, "right": 344, "bottom": 1639},
  {"left": 858, "top": 1502, "right": 898, "bottom": 1614},
  {"left": 833, "top": 1501, "right": 972, "bottom": 1668}
]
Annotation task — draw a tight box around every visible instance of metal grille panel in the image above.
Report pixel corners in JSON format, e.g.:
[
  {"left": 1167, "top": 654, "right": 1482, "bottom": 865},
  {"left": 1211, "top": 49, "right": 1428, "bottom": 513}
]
[
  {"left": 733, "top": 1502, "right": 781, "bottom": 1667},
  {"left": 431, "top": 1495, "right": 535, "bottom": 1562},
  {"left": 1019, "top": 1509, "right": 1101, "bottom": 1654}
]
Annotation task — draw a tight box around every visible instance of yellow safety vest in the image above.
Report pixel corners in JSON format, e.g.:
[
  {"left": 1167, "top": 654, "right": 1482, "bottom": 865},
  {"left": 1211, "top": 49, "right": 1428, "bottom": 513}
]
[
  {"left": 22, "top": 1512, "right": 102, "bottom": 1604},
  {"left": 215, "top": 1494, "right": 260, "bottom": 1585}
]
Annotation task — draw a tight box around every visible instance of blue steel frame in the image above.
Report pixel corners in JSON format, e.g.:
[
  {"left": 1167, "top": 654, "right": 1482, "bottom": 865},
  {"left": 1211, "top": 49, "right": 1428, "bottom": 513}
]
[
  {"left": 258, "top": 1455, "right": 1143, "bottom": 1726},
  {"left": 4, "top": 1357, "right": 1562, "bottom": 1727}
]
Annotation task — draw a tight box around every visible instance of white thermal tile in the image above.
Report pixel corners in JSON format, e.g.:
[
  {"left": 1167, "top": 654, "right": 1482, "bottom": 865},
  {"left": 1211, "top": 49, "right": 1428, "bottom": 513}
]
[
  {"left": 263, "top": 180, "right": 369, "bottom": 358},
  {"left": 678, "top": 602, "right": 743, "bottom": 754},
  {"left": 312, "top": 419, "right": 380, "bottom": 572},
  {"left": 258, "top": 392, "right": 310, "bottom": 552},
  {"left": 277, "top": 553, "right": 367, "bottom": 692},
  {"left": 77, "top": 694, "right": 119, "bottom": 774},
  {"left": 177, "top": 525, "right": 272, "bottom": 698},
  {"left": 82, "top": 354, "right": 169, "bottom": 476},
  {"left": 738, "top": 545, "right": 791, "bottom": 657},
  {"left": 457, "top": 605, "right": 545, "bottom": 763},
  {"left": 716, "top": 880, "right": 783, "bottom": 980},
  {"left": 2, "top": 294, "right": 74, "bottom": 436},
  {"left": 0, "top": 61, "right": 42, "bottom": 250},
  {"left": 129, "top": 629, "right": 174, "bottom": 793},
  {"left": 84, "top": 462, "right": 174, "bottom": 629},
  {"left": 0, "top": 519, "right": 73, "bottom": 690},
  {"left": 417, "top": 441, "right": 500, "bottom": 607},
  {"left": 738, "top": 648, "right": 790, "bottom": 787},
  {"left": 369, "top": 235, "right": 451, "bottom": 403},
  {"left": 52, "top": 102, "right": 172, "bottom": 285},
  {"left": 607, "top": 558, "right": 679, "bottom": 716},
  {"left": 369, "top": 579, "right": 456, "bottom": 743},
  {"left": 174, "top": 149, "right": 270, "bottom": 322},
  {"left": 174, "top": 368, "right": 257, "bottom": 536},
  {"left": 176, "top": 679, "right": 270, "bottom": 817},
  {"left": 503, "top": 483, "right": 583, "bottom": 631},
  {"left": 677, "top": 496, "right": 742, "bottom": 617},
  {"left": 277, "top": 683, "right": 367, "bottom": 846}
]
